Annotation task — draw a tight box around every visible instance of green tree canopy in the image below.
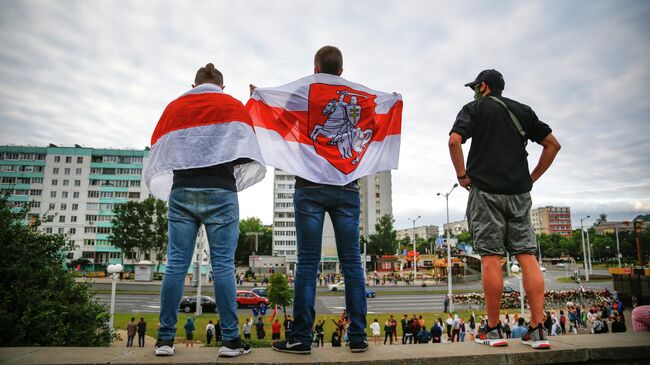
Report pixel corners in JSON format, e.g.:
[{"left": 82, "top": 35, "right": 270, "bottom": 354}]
[
  {"left": 267, "top": 272, "right": 293, "bottom": 315},
  {"left": 0, "top": 195, "right": 111, "bottom": 346},
  {"left": 236, "top": 217, "right": 272, "bottom": 265},
  {"left": 368, "top": 214, "right": 397, "bottom": 256}
]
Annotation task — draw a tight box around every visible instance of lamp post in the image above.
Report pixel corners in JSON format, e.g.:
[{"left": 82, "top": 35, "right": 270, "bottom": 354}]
[
  {"left": 107, "top": 263, "right": 123, "bottom": 333},
  {"left": 437, "top": 183, "right": 458, "bottom": 310},
  {"left": 408, "top": 216, "right": 421, "bottom": 285},
  {"left": 586, "top": 229, "right": 593, "bottom": 276},
  {"left": 510, "top": 262, "right": 525, "bottom": 318},
  {"left": 580, "top": 215, "right": 590, "bottom": 282},
  {"left": 615, "top": 227, "right": 622, "bottom": 268}
]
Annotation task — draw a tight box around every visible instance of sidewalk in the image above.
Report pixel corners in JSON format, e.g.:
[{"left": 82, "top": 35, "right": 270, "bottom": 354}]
[{"left": 1, "top": 333, "right": 649, "bottom": 365}]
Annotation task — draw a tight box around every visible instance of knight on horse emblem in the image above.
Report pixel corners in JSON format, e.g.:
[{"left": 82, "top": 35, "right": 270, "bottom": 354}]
[{"left": 310, "top": 90, "right": 373, "bottom": 165}]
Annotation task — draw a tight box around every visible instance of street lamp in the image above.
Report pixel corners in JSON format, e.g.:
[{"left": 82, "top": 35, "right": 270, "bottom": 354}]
[
  {"left": 107, "top": 263, "right": 123, "bottom": 333},
  {"left": 437, "top": 183, "right": 458, "bottom": 310},
  {"left": 580, "top": 215, "right": 590, "bottom": 282},
  {"left": 510, "top": 262, "right": 525, "bottom": 318},
  {"left": 408, "top": 216, "right": 421, "bottom": 286},
  {"left": 615, "top": 227, "right": 622, "bottom": 268}
]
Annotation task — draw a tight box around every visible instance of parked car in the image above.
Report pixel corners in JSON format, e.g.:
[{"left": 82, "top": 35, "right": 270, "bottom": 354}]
[
  {"left": 179, "top": 295, "right": 217, "bottom": 313},
  {"left": 540, "top": 266, "right": 547, "bottom": 272},
  {"left": 251, "top": 287, "right": 267, "bottom": 297},
  {"left": 328, "top": 281, "right": 345, "bottom": 291},
  {"left": 555, "top": 263, "right": 567, "bottom": 268},
  {"left": 365, "top": 288, "right": 376, "bottom": 298},
  {"left": 236, "top": 290, "right": 269, "bottom": 308}
]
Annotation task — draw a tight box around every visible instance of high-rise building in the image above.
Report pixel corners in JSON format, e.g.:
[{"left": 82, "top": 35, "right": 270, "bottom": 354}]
[
  {"left": 1, "top": 145, "right": 150, "bottom": 266},
  {"left": 530, "top": 206, "right": 572, "bottom": 236},
  {"left": 271, "top": 169, "right": 392, "bottom": 273},
  {"left": 396, "top": 225, "right": 440, "bottom": 241}
]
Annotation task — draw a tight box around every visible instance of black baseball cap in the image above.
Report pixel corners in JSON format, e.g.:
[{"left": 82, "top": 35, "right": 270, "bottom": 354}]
[{"left": 464, "top": 69, "right": 505, "bottom": 90}]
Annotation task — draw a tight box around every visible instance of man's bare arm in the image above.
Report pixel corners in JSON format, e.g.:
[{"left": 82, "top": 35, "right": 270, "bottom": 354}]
[
  {"left": 448, "top": 132, "right": 471, "bottom": 189},
  {"left": 530, "top": 133, "right": 561, "bottom": 183}
]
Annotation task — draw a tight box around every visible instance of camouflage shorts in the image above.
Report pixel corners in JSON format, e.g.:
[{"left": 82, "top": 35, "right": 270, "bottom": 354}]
[{"left": 466, "top": 187, "right": 537, "bottom": 257}]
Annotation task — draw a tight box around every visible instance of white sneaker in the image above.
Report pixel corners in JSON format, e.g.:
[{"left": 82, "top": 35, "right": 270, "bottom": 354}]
[{"left": 154, "top": 339, "right": 175, "bottom": 356}]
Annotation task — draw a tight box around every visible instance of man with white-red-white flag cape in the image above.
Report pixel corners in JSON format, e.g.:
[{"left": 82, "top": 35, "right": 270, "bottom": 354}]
[
  {"left": 247, "top": 45, "right": 402, "bottom": 355},
  {"left": 145, "top": 63, "right": 264, "bottom": 358}
]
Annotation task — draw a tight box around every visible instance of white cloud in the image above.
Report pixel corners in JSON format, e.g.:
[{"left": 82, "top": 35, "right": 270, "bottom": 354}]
[{"left": 0, "top": 0, "right": 648, "bottom": 228}]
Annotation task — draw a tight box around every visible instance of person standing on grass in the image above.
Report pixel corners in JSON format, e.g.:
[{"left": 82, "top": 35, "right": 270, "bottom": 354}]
[
  {"left": 184, "top": 318, "right": 195, "bottom": 348},
  {"left": 431, "top": 320, "right": 443, "bottom": 343},
  {"left": 401, "top": 314, "right": 408, "bottom": 344},
  {"left": 448, "top": 69, "right": 560, "bottom": 349},
  {"left": 126, "top": 317, "right": 136, "bottom": 347},
  {"left": 256, "top": 317, "right": 266, "bottom": 340},
  {"left": 390, "top": 315, "right": 398, "bottom": 344},
  {"left": 206, "top": 320, "right": 215, "bottom": 345},
  {"left": 370, "top": 319, "right": 381, "bottom": 345},
  {"left": 272, "top": 319, "right": 282, "bottom": 344},
  {"left": 468, "top": 315, "right": 476, "bottom": 342},
  {"left": 283, "top": 315, "right": 294, "bottom": 340},
  {"left": 242, "top": 318, "right": 252, "bottom": 340},
  {"left": 137, "top": 318, "right": 147, "bottom": 347},
  {"left": 315, "top": 320, "right": 325, "bottom": 347},
  {"left": 383, "top": 319, "right": 393, "bottom": 345}
]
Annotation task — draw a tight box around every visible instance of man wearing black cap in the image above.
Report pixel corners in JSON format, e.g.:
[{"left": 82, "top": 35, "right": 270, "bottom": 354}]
[{"left": 448, "top": 69, "right": 561, "bottom": 349}]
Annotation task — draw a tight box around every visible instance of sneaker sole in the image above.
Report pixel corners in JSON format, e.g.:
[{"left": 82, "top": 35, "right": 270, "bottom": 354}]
[
  {"left": 272, "top": 347, "right": 311, "bottom": 355},
  {"left": 154, "top": 347, "right": 174, "bottom": 356},
  {"left": 522, "top": 340, "right": 551, "bottom": 349},
  {"left": 475, "top": 338, "right": 508, "bottom": 347},
  {"left": 350, "top": 347, "right": 369, "bottom": 353},
  {"left": 218, "top": 347, "right": 252, "bottom": 357}
]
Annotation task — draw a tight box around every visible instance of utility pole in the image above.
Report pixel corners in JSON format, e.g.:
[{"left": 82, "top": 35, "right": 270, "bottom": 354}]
[
  {"left": 615, "top": 227, "right": 622, "bottom": 268},
  {"left": 438, "top": 183, "right": 458, "bottom": 311},
  {"left": 408, "top": 216, "right": 421, "bottom": 285},
  {"left": 246, "top": 231, "right": 263, "bottom": 274},
  {"left": 195, "top": 226, "right": 206, "bottom": 316},
  {"left": 580, "top": 216, "right": 590, "bottom": 282}
]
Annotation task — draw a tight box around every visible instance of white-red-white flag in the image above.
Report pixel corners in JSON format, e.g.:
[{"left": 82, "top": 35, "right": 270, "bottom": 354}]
[
  {"left": 246, "top": 74, "right": 402, "bottom": 184},
  {"left": 145, "top": 84, "right": 266, "bottom": 200}
]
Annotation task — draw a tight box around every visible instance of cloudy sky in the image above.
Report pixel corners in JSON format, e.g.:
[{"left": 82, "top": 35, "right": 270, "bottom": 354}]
[{"left": 1, "top": 0, "right": 648, "bottom": 230}]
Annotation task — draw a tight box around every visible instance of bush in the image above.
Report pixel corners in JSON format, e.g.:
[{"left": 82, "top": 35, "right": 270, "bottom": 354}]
[{"left": 0, "top": 195, "right": 112, "bottom": 346}]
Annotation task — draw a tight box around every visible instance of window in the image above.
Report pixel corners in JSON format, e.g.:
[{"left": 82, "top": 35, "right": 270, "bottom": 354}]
[
  {"left": 129, "top": 180, "right": 141, "bottom": 187},
  {"left": 59, "top": 215, "right": 65, "bottom": 222},
  {"left": 48, "top": 203, "right": 55, "bottom": 210},
  {"left": 58, "top": 227, "right": 64, "bottom": 234},
  {"left": 31, "top": 177, "right": 43, "bottom": 184},
  {"left": 51, "top": 179, "right": 58, "bottom": 186},
  {"left": 69, "top": 228, "right": 76, "bottom": 234},
  {"left": 60, "top": 203, "right": 67, "bottom": 210},
  {"left": 72, "top": 203, "right": 78, "bottom": 211},
  {"left": 77, "top": 156, "right": 83, "bottom": 163},
  {"left": 29, "top": 201, "right": 41, "bottom": 208},
  {"left": 73, "top": 192, "right": 79, "bottom": 198},
  {"left": 74, "top": 180, "right": 81, "bottom": 186},
  {"left": 85, "top": 227, "right": 96, "bottom": 234},
  {"left": 54, "top": 156, "right": 60, "bottom": 162},
  {"left": 46, "top": 227, "right": 53, "bottom": 233},
  {"left": 75, "top": 168, "right": 82, "bottom": 175},
  {"left": 50, "top": 191, "right": 56, "bottom": 198},
  {"left": 88, "top": 191, "right": 99, "bottom": 198},
  {"left": 30, "top": 189, "right": 42, "bottom": 196},
  {"left": 53, "top": 167, "right": 59, "bottom": 174},
  {"left": 128, "top": 192, "right": 140, "bottom": 199},
  {"left": 65, "top": 156, "right": 72, "bottom": 163},
  {"left": 62, "top": 191, "right": 68, "bottom": 198},
  {"left": 63, "top": 179, "right": 69, "bottom": 186},
  {"left": 70, "top": 216, "right": 77, "bottom": 223}
]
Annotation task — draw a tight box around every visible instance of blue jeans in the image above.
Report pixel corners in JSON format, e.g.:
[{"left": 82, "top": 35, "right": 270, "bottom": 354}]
[
  {"left": 291, "top": 183, "right": 367, "bottom": 345},
  {"left": 158, "top": 188, "right": 240, "bottom": 341}
]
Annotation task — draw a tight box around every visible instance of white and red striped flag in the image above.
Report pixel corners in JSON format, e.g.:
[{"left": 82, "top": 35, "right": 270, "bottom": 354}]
[
  {"left": 145, "top": 84, "right": 266, "bottom": 200},
  {"left": 246, "top": 74, "right": 402, "bottom": 184}
]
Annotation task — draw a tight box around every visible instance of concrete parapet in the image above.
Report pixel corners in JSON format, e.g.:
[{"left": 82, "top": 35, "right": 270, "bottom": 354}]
[{"left": 1, "top": 333, "right": 649, "bottom": 365}]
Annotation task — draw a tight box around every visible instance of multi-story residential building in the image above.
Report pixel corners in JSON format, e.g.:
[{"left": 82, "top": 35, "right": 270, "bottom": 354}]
[
  {"left": 442, "top": 220, "right": 469, "bottom": 236},
  {"left": 1, "top": 145, "right": 150, "bottom": 267},
  {"left": 271, "top": 169, "right": 392, "bottom": 273},
  {"left": 530, "top": 206, "right": 572, "bottom": 236},
  {"left": 396, "top": 225, "right": 440, "bottom": 241}
]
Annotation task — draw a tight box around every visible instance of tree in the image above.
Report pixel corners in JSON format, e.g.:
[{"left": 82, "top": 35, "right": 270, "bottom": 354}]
[
  {"left": 267, "top": 272, "right": 293, "bottom": 316},
  {"left": 236, "top": 217, "right": 272, "bottom": 265},
  {"left": 0, "top": 194, "right": 112, "bottom": 346},
  {"left": 456, "top": 231, "right": 473, "bottom": 245},
  {"left": 368, "top": 214, "right": 398, "bottom": 256},
  {"left": 109, "top": 198, "right": 167, "bottom": 270}
]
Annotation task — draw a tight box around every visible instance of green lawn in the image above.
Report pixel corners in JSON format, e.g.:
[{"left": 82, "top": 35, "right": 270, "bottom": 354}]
[{"left": 113, "top": 310, "right": 485, "bottom": 347}]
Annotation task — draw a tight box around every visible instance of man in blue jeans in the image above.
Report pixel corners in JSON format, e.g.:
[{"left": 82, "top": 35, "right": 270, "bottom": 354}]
[
  {"left": 269, "top": 46, "right": 369, "bottom": 354},
  {"left": 145, "top": 63, "right": 265, "bottom": 357}
]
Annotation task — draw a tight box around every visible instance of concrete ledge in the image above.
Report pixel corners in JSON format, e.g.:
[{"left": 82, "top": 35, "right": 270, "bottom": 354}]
[{"left": 1, "top": 333, "right": 649, "bottom": 365}]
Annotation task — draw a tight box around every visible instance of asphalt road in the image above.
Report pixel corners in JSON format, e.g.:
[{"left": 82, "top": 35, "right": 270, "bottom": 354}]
[{"left": 93, "top": 268, "right": 613, "bottom": 315}]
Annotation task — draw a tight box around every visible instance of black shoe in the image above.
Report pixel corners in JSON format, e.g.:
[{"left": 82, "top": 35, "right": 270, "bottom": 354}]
[
  {"left": 350, "top": 340, "right": 369, "bottom": 353},
  {"left": 272, "top": 339, "right": 312, "bottom": 354},
  {"left": 218, "top": 337, "right": 252, "bottom": 357},
  {"left": 154, "top": 338, "right": 174, "bottom": 356}
]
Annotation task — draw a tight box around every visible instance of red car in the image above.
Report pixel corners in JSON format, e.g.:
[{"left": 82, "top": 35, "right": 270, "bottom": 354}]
[{"left": 236, "top": 290, "right": 269, "bottom": 308}]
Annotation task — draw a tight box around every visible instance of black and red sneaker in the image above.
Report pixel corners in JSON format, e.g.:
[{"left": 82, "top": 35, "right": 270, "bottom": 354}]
[
  {"left": 474, "top": 322, "right": 508, "bottom": 347},
  {"left": 522, "top": 323, "right": 551, "bottom": 349}
]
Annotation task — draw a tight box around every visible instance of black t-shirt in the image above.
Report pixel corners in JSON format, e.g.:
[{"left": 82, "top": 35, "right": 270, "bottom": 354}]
[
  {"left": 450, "top": 96, "right": 551, "bottom": 194},
  {"left": 172, "top": 158, "right": 253, "bottom": 191}
]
